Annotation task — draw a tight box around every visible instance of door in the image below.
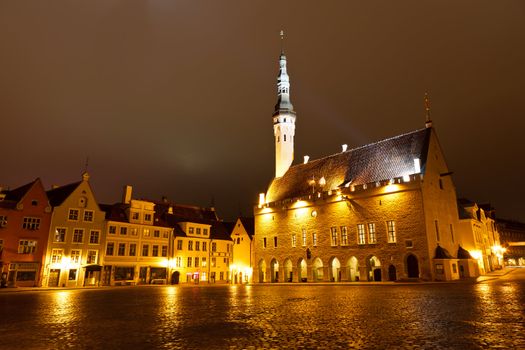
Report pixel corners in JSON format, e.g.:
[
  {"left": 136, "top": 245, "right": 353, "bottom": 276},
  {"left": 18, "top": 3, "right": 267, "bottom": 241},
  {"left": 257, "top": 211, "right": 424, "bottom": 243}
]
[
  {"left": 48, "top": 269, "right": 60, "bottom": 287},
  {"left": 388, "top": 265, "right": 396, "bottom": 281},
  {"left": 373, "top": 268, "right": 382, "bottom": 282}
]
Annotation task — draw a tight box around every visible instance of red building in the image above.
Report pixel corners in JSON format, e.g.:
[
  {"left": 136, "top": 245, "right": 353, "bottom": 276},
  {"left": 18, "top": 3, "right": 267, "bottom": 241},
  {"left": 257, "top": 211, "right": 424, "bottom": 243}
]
[{"left": 0, "top": 179, "right": 52, "bottom": 287}]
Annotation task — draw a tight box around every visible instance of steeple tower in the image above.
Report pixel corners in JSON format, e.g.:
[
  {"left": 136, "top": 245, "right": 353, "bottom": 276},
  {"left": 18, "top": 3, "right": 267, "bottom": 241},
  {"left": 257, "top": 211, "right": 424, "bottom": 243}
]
[{"left": 273, "top": 30, "right": 296, "bottom": 178}]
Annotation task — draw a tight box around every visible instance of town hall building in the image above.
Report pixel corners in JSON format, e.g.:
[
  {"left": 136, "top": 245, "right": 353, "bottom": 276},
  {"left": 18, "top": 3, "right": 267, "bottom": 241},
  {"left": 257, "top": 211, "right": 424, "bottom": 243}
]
[{"left": 253, "top": 45, "right": 474, "bottom": 282}]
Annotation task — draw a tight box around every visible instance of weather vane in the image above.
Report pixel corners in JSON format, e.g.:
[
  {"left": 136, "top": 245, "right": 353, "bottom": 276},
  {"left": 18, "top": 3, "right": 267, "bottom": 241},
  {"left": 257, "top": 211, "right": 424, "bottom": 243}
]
[{"left": 280, "top": 30, "right": 285, "bottom": 53}]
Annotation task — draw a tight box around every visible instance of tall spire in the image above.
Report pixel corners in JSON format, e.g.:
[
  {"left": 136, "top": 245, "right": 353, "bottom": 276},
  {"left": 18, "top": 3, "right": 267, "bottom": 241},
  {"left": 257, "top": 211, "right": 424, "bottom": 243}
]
[
  {"left": 273, "top": 30, "right": 296, "bottom": 178},
  {"left": 424, "top": 92, "right": 433, "bottom": 128}
]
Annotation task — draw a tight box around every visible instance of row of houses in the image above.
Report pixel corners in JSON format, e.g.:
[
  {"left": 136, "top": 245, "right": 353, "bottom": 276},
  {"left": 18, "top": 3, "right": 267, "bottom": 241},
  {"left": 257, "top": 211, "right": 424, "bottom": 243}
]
[{"left": 0, "top": 173, "right": 255, "bottom": 288}]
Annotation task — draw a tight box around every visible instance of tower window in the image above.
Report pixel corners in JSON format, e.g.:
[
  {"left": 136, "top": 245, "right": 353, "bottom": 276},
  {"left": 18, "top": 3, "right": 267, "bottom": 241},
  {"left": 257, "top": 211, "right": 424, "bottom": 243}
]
[
  {"left": 277, "top": 136, "right": 280, "bottom": 143},
  {"left": 284, "top": 134, "right": 287, "bottom": 142}
]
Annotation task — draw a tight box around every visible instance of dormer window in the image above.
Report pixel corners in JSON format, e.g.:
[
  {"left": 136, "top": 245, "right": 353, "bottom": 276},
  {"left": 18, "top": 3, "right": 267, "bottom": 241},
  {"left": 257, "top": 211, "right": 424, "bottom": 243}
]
[{"left": 189, "top": 227, "right": 194, "bottom": 234}]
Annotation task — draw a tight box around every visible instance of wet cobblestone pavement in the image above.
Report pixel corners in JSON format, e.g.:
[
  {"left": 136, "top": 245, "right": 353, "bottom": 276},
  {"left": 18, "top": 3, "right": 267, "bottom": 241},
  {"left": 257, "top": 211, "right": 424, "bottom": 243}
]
[{"left": 0, "top": 270, "right": 524, "bottom": 349}]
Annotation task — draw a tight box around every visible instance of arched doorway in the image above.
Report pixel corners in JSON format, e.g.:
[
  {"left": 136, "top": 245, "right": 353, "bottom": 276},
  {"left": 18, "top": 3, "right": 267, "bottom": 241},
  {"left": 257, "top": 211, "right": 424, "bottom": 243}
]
[
  {"left": 388, "top": 265, "right": 396, "bottom": 281},
  {"left": 406, "top": 254, "right": 419, "bottom": 278},
  {"left": 347, "top": 256, "right": 360, "bottom": 281},
  {"left": 298, "top": 259, "right": 307, "bottom": 282},
  {"left": 258, "top": 259, "right": 266, "bottom": 283},
  {"left": 329, "top": 257, "right": 341, "bottom": 282},
  {"left": 367, "top": 256, "right": 381, "bottom": 281},
  {"left": 313, "top": 258, "right": 324, "bottom": 282},
  {"left": 284, "top": 259, "right": 293, "bottom": 282},
  {"left": 270, "top": 259, "right": 279, "bottom": 283},
  {"left": 171, "top": 271, "right": 180, "bottom": 284}
]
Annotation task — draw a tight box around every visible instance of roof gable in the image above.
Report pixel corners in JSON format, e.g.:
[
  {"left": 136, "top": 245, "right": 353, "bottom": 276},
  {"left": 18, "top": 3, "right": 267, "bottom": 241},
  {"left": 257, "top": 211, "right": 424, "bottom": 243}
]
[{"left": 46, "top": 181, "right": 81, "bottom": 207}]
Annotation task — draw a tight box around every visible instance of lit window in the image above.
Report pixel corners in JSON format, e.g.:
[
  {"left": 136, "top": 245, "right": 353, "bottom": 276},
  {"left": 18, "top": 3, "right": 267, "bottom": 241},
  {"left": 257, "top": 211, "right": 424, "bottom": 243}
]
[
  {"left": 176, "top": 256, "right": 182, "bottom": 267},
  {"left": 357, "top": 224, "right": 366, "bottom": 245},
  {"left": 201, "top": 257, "right": 207, "bottom": 267},
  {"left": 54, "top": 228, "right": 66, "bottom": 242},
  {"left": 312, "top": 232, "right": 317, "bottom": 247},
  {"left": 51, "top": 249, "right": 63, "bottom": 263},
  {"left": 163, "top": 231, "right": 169, "bottom": 238},
  {"left": 187, "top": 257, "right": 192, "bottom": 267},
  {"left": 202, "top": 242, "right": 207, "bottom": 251},
  {"left": 161, "top": 245, "right": 167, "bottom": 257},
  {"left": 291, "top": 234, "right": 297, "bottom": 248},
  {"left": 83, "top": 210, "right": 94, "bottom": 222},
  {"left": 188, "top": 241, "right": 193, "bottom": 251},
  {"left": 68, "top": 269, "right": 77, "bottom": 281},
  {"left": 176, "top": 240, "right": 183, "bottom": 250},
  {"left": 120, "top": 227, "right": 127, "bottom": 236},
  {"left": 340, "top": 226, "right": 348, "bottom": 246},
  {"left": 302, "top": 229, "right": 307, "bottom": 247},
  {"left": 131, "top": 212, "right": 139, "bottom": 220},
  {"left": 189, "top": 227, "right": 194, "bottom": 234},
  {"left": 143, "top": 229, "right": 150, "bottom": 237},
  {"left": 203, "top": 228, "right": 208, "bottom": 235},
  {"left": 195, "top": 241, "right": 200, "bottom": 251},
  {"left": 130, "top": 228, "right": 138, "bottom": 236},
  {"left": 330, "top": 227, "right": 338, "bottom": 246},
  {"left": 0, "top": 215, "right": 8, "bottom": 227},
  {"left": 70, "top": 249, "right": 81, "bottom": 264},
  {"left": 196, "top": 228, "right": 201, "bottom": 235},
  {"left": 368, "top": 223, "right": 376, "bottom": 244},
  {"left": 89, "top": 230, "right": 100, "bottom": 244},
  {"left": 18, "top": 240, "right": 37, "bottom": 254},
  {"left": 387, "top": 221, "right": 396, "bottom": 243},
  {"left": 68, "top": 209, "right": 79, "bottom": 221},
  {"left": 106, "top": 242, "right": 114, "bottom": 256},
  {"left": 73, "top": 229, "right": 84, "bottom": 243},
  {"left": 22, "top": 217, "right": 40, "bottom": 230}
]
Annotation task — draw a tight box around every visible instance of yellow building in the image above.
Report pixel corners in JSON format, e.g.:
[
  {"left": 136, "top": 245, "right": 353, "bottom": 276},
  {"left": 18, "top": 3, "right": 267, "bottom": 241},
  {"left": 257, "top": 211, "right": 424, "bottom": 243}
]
[
  {"left": 230, "top": 217, "right": 254, "bottom": 284},
  {"left": 100, "top": 186, "right": 172, "bottom": 285},
  {"left": 44, "top": 173, "right": 106, "bottom": 287},
  {"left": 254, "top": 50, "right": 464, "bottom": 282}
]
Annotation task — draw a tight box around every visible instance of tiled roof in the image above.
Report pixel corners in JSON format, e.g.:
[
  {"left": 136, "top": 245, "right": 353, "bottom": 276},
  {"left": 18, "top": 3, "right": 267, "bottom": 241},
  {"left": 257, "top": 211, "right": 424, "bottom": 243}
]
[
  {"left": 0, "top": 179, "right": 39, "bottom": 209},
  {"left": 46, "top": 181, "right": 81, "bottom": 207},
  {"left": 152, "top": 201, "right": 219, "bottom": 221},
  {"left": 210, "top": 221, "right": 233, "bottom": 241},
  {"left": 266, "top": 128, "right": 431, "bottom": 202}
]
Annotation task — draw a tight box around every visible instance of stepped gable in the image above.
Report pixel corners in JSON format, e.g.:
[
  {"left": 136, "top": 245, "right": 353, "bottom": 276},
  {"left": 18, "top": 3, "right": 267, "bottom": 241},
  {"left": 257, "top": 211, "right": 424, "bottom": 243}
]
[{"left": 266, "top": 128, "right": 431, "bottom": 202}]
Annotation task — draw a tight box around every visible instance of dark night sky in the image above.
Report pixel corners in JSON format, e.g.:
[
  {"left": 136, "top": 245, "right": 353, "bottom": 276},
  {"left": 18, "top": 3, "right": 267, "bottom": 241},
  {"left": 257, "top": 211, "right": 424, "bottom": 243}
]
[{"left": 1, "top": 1, "right": 524, "bottom": 222}]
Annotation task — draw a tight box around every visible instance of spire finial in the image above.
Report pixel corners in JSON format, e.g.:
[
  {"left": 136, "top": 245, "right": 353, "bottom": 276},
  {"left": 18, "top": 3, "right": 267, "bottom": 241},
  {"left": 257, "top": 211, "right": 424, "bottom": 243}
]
[
  {"left": 84, "top": 156, "right": 89, "bottom": 173},
  {"left": 280, "top": 30, "right": 285, "bottom": 53},
  {"left": 424, "top": 92, "right": 433, "bottom": 128}
]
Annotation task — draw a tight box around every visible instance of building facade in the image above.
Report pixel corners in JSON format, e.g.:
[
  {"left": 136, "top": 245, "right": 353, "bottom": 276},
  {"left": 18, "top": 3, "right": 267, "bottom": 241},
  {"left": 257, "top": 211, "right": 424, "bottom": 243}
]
[
  {"left": 230, "top": 217, "right": 254, "bottom": 284},
  {"left": 0, "top": 179, "right": 51, "bottom": 287},
  {"left": 43, "top": 173, "right": 106, "bottom": 287},
  {"left": 254, "top": 49, "right": 465, "bottom": 283}
]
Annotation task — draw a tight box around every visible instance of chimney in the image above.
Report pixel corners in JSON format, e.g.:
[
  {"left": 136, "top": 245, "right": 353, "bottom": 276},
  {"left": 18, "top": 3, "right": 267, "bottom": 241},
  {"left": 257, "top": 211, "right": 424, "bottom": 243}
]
[
  {"left": 342, "top": 144, "right": 348, "bottom": 152},
  {"left": 122, "top": 185, "right": 132, "bottom": 204},
  {"left": 303, "top": 155, "right": 309, "bottom": 164}
]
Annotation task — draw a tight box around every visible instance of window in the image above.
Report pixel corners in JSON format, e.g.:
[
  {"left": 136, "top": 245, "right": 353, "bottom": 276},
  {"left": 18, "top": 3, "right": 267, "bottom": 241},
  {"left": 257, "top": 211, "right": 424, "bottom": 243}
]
[
  {"left": 220, "top": 272, "right": 224, "bottom": 281},
  {"left": 188, "top": 241, "right": 193, "bottom": 251},
  {"left": 142, "top": 244, "right": 149, "bottom": 256},
  {"left": 152, "top": 245, "right": 159, "bottom": 257},
  {"left": 73, "top": 229, "right": 84, "bottom": 243},
  {"left": 405, "top": 240, "right": 413, "bottom": 248},
  {"left": 202, "top": 242, "right": 207, "bottom": 251},
  {"left": 130, "top": 228, "right": 138, "bottom": 236},
  {"left": 163, "top": 231, "right": 169, "bottom": 238},
  {"left": 357, "top": 224, "right": 366, "bottom": 245},
  {"left": 120, "top": 227, "right": 127, "bottom": 236},
  {"left": 274, "top": 236, "right": 278, "bottom": 247},
  {"left": 176, "top": 256, "right": 182, "bottom": 267},
  {"left": 87, "top": 250, "right": 98, "bottom": 264},
  {"left": 161, "top": 245, "right": 167, "bottom": 257},
  {"left": 195, "top": 241, "right": 200, "bottom": 251},
  {"left": 144, "top": 213, "right": 152, "bottom": 221},
  {"left": 236, "top": 238, "right": 240, "bottom": 244},
  {"left": 450, "top": 224, "right": 455, "bottom": 243},
  {"left": 387, "top": 220, "right": 396, "bottom": 243},
  {"left": 263, "top": 238, "right": 267, "bottom": 248},
  {"left": 109, "top": 225, "right": 116, "bottom": 234},
  {"left": 89, "top": 230, "right": 100, "bottom": 244},
  {"left": 31, "top": 200, "right": 38, "bottom": 206},
  {"left": 54, "top": 228, "right": 66, "bottom": 242},
  {"left": 143, "top": 229, "right": 150, "bottom": 237},
  {"left": 341, "top": 226, "right": 348, "bottom": 246},
  {"left": 68, "top": 209, "right": 79, "bottom": 221},
  {"left": 312, "top": 232, "right": 317, "bottom": 247},
  {"left": 435, "top": 220, "right": 440, "bottom": 242},
  {"left": 0, "top": 215, "right": 7, "bottom": 227},
  {"left": 129, "top": 243, "right": 137, "bottom": 256},
  {"left": 189, "top": 227, "right": 194, "bottom": 234},
  {"left": 106, "top": 242, "right": 114, "bottom": 256},
  {"left": 70, "top": 249, "right": 81, "bottom": 264},
  {"left": 212, "top": 257, "right": 216, "bottom": 267},
  {"left": 18, "top": 240, "right": 37, "bottom": 254},
  {"left": 195, "top": 257, "right": 200, "bottom": 267},
  {"left": 291, "top": 234, "right": 297, "bottom": 248},
  {"left": 118, "top": 243, "right": 126, "bottom": 256},
  {"left": 154, "top": 230, "right": 160, "bottom": 238},
  {"left": 201, "top": 257, "right": 207, "bottom": 267},
  {"left": 302, "top": 229, "right": 307, "bottom": 247},
  {"left": 68, "top": 269, "right": 77, "bottom": 281},
  {"left": 187, "top": 257, "right": 192, "bottom": 267},
  {"left": 212, "top": 242, "right": 217, "bottom": 252},
  {"left": 51, "top": 249, "right": 63, "bottom": 263},
  {"left": 330, "top": 227, "right": 338, "bottom": 246},
  {"left": 177, "top": 240, "right": 183, "bottom": 250},
  {"left": 203, "top": 228, "right": 208, "bottom": 235},
  {"left": 83, "top": 210, "right": 94, "bottom": 222},
  {"left": 22, "top": 217, "right": 40, "bottom": 230},
  {"left": 368, "top": 223, "right": 377, "bottom": 244},
  {"left": 131, "top": 212, "right": 139, "bottom": 220}
]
